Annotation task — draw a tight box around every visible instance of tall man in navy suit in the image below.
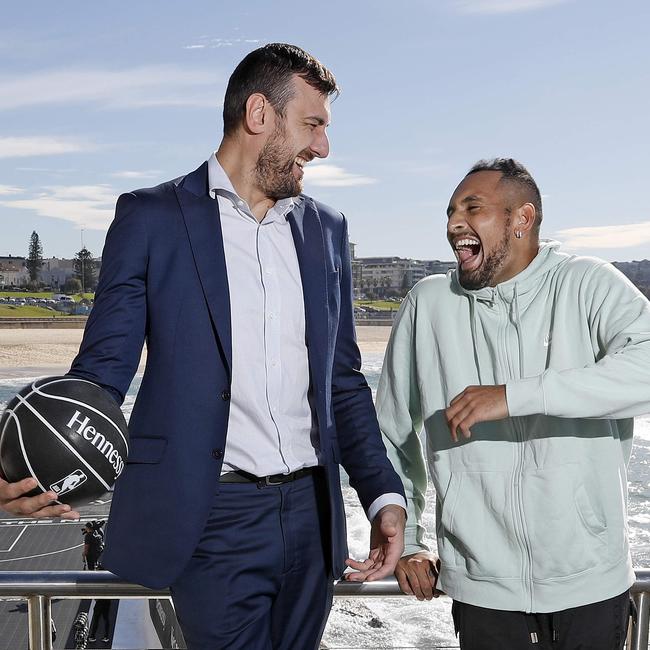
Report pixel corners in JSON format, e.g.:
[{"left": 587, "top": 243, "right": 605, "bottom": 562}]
[{"left": 0, "top": 44, "right": 406, "bottom": 649}]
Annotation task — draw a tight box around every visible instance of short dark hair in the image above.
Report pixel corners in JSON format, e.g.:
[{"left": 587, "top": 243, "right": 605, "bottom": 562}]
[
  {"left": 468, "top": 158, "right": 543, "bottom": 229},
  {"left": 222, "top": 43, "right": 339, "bottom": 137}
]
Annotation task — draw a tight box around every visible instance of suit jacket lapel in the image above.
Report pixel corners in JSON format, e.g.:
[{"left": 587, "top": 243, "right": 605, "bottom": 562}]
[
  {"left": 288, "top": 198, "right": 328, "bottom": 383},
  {"left": 175, "top": 162, "right": 232, "bottom": 376}
]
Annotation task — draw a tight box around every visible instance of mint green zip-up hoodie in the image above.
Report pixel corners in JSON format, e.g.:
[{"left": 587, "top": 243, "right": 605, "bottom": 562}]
[{"left": 377, "top": 241, "right": 650, "bottom": 613}]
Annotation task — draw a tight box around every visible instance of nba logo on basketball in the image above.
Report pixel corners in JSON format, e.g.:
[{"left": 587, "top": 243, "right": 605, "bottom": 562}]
[{"left": 50, "top": 469, "right": 88, "bottom": 496}]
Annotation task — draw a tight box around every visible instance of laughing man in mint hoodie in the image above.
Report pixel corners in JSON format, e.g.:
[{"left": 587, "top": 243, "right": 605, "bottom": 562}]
[{"left": 376, "top": 159, "right": 650, "bottom": 649}]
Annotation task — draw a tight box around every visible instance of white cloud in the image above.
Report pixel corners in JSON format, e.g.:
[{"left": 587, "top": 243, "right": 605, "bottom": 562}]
[
  {"left": 303, "top": 164, "right": 376, "bottom": 188},
  {"left": 184, "top": 37, "right": 262, "bottom": 50},
  {"left": 0, "top": 185, "right": 117, "bottom": 230},
  {"left": 0, "top": 65, "right": 222, "bottom": 111},
  {"left": 556, "top": 222, "right": 650, "bottom": 249},
  {"left": 454, "top": 0, "right": 572, "bottom": 14},
  {"left": 0, "top": 185, "right": 23, "bottom": 195},
  {"left": 0, "top": 136, "right": 94, "bottom": 159},
  {"left": 111, "top": 170, "right": 162, "bottom": 180}
]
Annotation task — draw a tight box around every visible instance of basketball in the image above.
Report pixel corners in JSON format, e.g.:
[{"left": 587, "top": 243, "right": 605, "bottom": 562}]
[{"left": 0, "top": 376, "right": 129, "bottom": 507}]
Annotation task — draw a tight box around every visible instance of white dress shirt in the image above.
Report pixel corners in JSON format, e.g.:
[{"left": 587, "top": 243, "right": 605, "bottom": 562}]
[
  {"left": 208, "top": 153, "right": 405, "bottom": 520},
  {"left": 208, "top": 154, "right": 318, "bottom": 476}
]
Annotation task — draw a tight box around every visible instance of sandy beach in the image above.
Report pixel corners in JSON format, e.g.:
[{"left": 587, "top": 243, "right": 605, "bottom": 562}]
[{"left": 0, "top": 325, "right": 391, "bottom": 378}]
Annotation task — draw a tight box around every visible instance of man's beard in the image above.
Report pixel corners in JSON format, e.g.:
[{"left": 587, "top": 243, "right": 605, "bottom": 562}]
[
  {"left": 254, "top": 124, "right": 302, "bottom": 201},
  {"left": 458, "top": 217, "right": 512, "bottom": 290}
]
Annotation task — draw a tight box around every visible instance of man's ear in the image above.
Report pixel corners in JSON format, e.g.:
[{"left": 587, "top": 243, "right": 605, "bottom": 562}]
[
  {"left": 244, "top": 93, "right": 270, "bottom": 135},
  {"left": 515, "top": 203, "right": 537, "bottom": 236}
]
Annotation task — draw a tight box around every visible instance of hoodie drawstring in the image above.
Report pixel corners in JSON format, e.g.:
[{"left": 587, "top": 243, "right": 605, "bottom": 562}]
[
  {"left": 468, "top": 295, "right": 484, "bottom": 385},
  {"left": 513, "top": 283, "right": 525, "bottom": 378}
]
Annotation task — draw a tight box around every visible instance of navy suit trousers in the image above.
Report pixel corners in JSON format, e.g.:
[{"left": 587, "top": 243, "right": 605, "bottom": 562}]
[{"left": 170, "top": 470, "right": 333, "bottom": 650}]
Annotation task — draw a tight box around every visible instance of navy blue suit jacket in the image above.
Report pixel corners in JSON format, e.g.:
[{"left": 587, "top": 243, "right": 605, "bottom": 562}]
[{"left": 70, "top": 161, "right": 405, "bottom": 589}]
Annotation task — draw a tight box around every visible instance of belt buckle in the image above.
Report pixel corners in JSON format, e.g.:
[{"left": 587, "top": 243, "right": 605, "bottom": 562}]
[{"left": 262, "top": 473, "right": 290, "bottom": 487}]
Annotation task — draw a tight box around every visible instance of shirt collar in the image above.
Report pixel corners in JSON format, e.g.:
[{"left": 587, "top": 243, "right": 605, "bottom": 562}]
[{"left": 207, "top": 152, "right": 302, "bottom": 224}]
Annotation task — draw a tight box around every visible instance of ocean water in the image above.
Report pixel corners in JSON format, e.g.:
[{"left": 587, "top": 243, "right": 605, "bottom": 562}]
[{"left": 1, "top": 358, "right": 649, "bottom": 649}]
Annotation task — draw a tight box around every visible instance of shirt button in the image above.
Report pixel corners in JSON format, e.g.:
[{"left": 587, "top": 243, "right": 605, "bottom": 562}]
[
  {"left": 212, "top": 448, "right": 223, "bottom": 460},
  {"left": 221, "top": 390, "right": 231, "bottom": 401}
]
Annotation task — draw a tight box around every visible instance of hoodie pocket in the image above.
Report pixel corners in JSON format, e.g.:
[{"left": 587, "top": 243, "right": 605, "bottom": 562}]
[
  {"left": 522, "top": 464, "right": 607, "bottom": 581},
  {"left": 439, "top": 470, "right": 520, "bottom": 579}
]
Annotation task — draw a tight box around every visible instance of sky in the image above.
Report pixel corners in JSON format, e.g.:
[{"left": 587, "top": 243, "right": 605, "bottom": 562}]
[{"left": 1, "top": 0, "right": 649, "bottom": 263}]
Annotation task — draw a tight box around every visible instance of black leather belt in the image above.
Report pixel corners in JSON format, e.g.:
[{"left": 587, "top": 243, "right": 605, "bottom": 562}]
[{"left": 219, "top": 467, "right": 314, "bottom": 487}]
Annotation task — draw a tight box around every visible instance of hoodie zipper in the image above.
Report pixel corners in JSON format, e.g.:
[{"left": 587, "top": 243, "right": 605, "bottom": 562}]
[{"left": 496, "top": 291, "right": 535, "bottom": 612}]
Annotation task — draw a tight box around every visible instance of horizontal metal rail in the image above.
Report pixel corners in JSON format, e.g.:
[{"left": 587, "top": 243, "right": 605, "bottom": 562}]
[{"left": 0, "top": 570, "right": 648, "bottom": 649}]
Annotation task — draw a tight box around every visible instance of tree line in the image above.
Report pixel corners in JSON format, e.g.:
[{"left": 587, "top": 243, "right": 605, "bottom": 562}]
[{"left": 26, "top": 231, "right": 98, "bottom": 293}]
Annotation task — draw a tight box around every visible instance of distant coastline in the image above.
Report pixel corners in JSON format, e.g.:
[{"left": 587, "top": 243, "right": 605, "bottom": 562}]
[{"left": 0, "top": 326, "right": 392, "bottom": 378}]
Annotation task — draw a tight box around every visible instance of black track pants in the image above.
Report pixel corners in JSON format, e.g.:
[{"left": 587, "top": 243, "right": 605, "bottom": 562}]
[{"left": 451, "top": 590, "right": 633, "bottom": 650}]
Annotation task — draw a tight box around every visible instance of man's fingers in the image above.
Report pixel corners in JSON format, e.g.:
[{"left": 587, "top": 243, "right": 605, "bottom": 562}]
[
  {"left": 28, "top": 503, "right": 78, "bottom": 519},
  {"left": 0, "top": 477, "right": 38, "bottom": 502},
  {"left": 13, "top": 492, "right": 61, "bottom": 514},
  {"left": 368, "top": 541, "right": 401, "bottom": 581},
  {"left": 344, "top": 565, "right": 382, "bottom": 582},
  {"left": 399, "top": 557, "right": 440, "bottom": 600},
  {"left": 445, "top": 400, "right": 471, "bottom": 441},
  {"left": 366, "top": 563, "right": 394, "bottom": 581},
  {"left": 458, "top": 417, "right": 473, "bottom": 439},
  {"left": 58, "top": 508, "right": 81, "bottom": 520},
  {"left": 444, "top": 402, "right": 462, "bottom": 424},
  {"left": 406, "top": 569, "right": 426, "bottom": 600},
  {"left": 409, "top": 560, "right": 436, "bottom": 600},
  {"left": 345, "top": 558, "right": 376, "bottom": 571},
  {"left": 394, "top": 566, "right": 413, "bottom": 595},
  {"left": 368, "top": 547, "right": 383, "bottom": 562},
  {"left": 345, "top": 570, "right": 374, "bottom": 582},
  {"left": 0, "top": 477, "right": 71, "bottom": 520},
  {"left": 395, "top": 559, "right": 426, "bottom": 599},
  {"left": 448, "top": 405, "right": 475, "bottom": 440}
]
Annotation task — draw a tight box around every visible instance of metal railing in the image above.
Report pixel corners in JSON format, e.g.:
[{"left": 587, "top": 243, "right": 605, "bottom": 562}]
[{"left": 0, "top": 569, "right": 648, "bottom": 650}]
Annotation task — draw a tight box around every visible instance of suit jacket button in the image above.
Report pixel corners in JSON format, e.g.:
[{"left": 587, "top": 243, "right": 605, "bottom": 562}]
[
  {"left": 221, "top": 390, "right": 231, "bottom": 401},
  {"left": 212, "top": 448, "right": 223, "bottom": 460}
]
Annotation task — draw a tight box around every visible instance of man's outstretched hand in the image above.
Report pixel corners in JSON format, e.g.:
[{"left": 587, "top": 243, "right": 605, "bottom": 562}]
[
  {"left": 345, "top": 504, "right": 406, "bottom": 582},
  {"left": 0, "top": 477, "right": 80, "bottom": 519},
  {"left": 395, "top": 551, "right": 440, "bottom": 600}
]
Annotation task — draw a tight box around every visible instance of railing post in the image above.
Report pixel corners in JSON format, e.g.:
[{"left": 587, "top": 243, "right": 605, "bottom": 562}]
[
  {"left": 630, "top": 591, "right": 649, "bottom": 650},
  {"left": 27, "top": 594, "right": 52, "bottom": 650}
]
